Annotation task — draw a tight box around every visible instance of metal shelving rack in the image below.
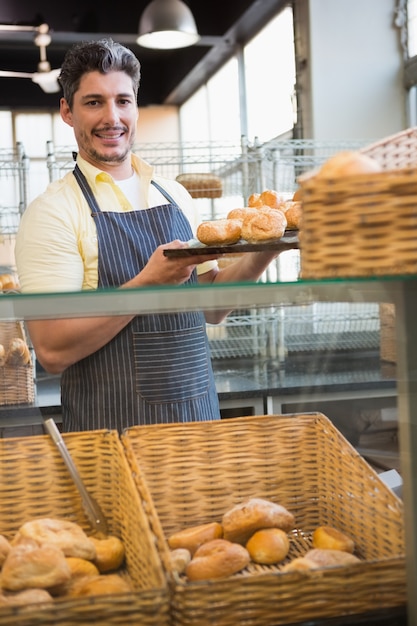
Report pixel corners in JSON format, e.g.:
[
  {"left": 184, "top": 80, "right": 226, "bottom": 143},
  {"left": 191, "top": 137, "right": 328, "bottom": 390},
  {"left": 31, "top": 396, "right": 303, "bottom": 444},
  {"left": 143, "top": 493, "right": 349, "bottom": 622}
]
[
  {"left": 0, "top": 142, "right": 29, "bottom": 239},
  {"left": 44, "top": 138, "right": 380, "bottom": 362}
]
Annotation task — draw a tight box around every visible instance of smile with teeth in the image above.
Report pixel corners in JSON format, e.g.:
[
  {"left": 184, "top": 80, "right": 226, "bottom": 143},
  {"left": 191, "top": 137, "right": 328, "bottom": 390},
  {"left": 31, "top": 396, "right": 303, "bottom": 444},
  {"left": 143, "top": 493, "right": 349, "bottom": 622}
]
[{"left": 97, "top": 132, "right": 123, "bottom": 139}]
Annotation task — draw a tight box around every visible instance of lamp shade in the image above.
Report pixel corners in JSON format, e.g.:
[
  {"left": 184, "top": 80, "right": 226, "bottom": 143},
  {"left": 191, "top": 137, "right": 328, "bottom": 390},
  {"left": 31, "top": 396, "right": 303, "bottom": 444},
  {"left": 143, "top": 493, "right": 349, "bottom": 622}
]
[{"left": 137, "top": 0, "right": 200, "bottom": 49}]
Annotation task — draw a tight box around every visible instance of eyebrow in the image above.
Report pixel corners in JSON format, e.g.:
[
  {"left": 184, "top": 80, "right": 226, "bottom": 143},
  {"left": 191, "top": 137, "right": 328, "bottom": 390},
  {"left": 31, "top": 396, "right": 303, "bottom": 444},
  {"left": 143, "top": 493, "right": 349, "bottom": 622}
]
[{"left": 80, "top": 92, "right": 134, "bottom": 101}]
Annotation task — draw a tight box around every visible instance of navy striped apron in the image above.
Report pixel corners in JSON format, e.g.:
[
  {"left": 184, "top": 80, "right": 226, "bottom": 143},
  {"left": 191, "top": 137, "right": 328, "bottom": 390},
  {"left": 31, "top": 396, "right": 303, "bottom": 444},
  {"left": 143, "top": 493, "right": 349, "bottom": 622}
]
[{"left": 60, "top": 165, "right": 220, "bottom": 432}]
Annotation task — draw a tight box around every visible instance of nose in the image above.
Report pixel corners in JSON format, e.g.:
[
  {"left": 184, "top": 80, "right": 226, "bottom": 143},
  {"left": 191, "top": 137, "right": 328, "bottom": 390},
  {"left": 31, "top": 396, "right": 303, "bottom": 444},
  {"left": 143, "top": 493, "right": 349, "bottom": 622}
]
[{"left": 102, "top": 100, "right": 120, "bottom": 125}]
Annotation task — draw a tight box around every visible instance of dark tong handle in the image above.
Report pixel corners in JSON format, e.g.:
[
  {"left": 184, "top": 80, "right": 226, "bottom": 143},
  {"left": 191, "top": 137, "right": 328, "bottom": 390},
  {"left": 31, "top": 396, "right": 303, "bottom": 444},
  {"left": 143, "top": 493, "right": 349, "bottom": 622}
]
[{"left": 43, "top": 418, "right": 108, "bottom": 534}]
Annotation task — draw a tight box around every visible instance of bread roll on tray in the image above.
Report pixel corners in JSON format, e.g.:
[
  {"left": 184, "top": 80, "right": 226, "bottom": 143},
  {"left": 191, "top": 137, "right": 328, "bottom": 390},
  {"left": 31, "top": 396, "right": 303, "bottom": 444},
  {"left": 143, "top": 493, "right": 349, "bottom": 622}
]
[
  {"left": 240, "top": 208, "right": 287, "bottom": 243},
  {"left": 197, "top": 218, "right": 242, "bottom": 246}
]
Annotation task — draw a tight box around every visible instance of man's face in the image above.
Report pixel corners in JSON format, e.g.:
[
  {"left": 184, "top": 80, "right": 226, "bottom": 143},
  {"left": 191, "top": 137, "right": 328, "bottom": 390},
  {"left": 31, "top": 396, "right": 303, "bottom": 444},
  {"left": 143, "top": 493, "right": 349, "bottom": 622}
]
[{"left": 60, "top": 70, "right": 138, "bottom": 172}]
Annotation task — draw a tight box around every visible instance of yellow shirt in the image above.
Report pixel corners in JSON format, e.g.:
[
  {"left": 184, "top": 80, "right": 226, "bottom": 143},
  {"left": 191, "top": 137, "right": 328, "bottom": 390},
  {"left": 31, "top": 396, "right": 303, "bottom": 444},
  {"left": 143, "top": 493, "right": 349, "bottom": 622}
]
[{"left": 16, "top": 153, "right": 216, "bottom": 293}]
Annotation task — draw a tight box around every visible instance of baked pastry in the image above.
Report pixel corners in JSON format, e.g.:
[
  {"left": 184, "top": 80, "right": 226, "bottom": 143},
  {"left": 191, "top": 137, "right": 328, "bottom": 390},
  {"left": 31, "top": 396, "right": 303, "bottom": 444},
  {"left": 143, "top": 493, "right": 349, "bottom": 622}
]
[
  {"left": 245, "top": 528, "right": 290, "bottom": 565},
  {"left": 68, "top": 573, "right": 132, "bottom": 597},
  {"left": 89, "top": 535, "right": 125, "bottom": 572},
  {"left": 186, "top": 539, "right": 250, "bottom": 581},
  {"left": 304, "top": 548, "right": 360, "bottom": 567},
  {"left": 227, "top": 207, "right": 259, "bottom": 222},
  {"left": 168, "top": 521, "right": 223, "bottom": 556},
  {"left": 248, "top": 193, "right": 263, "bottom": 208},
  {"left": 222, "top": 498, "right": 295, "bottom": 544},
  {"left": 14, "top": 518, "right": 96, "bottom": 560},
  {"left": 65, "top": 556, "right": 100, "bottom": 578},
  {"left": 0, "top": 345, "right": 6, "bottom": 367},
  {"left": 318, "top": 150, "right": 382, "bottom": 178},
  {"left": 282, "top": 548, "right": 360, "bottom": 573},
  {"left": 196, "top": 219, "right": 242, "bottom": 246},
  {"left": 312, "top": 526, "right": 355, "bottom": 553},
  {"left": 169, "top": 548, "right": 191, "bottom": 574},
  {"left": 1, "top": 543, "right": 71, "bottom": 591},
  {"left": 0, "top": 534, "right": 11, "bottom": 566},
  {"left": 240, "top": 208, "right": 287, "bottom": 243},
  {"left": 282, "top": 201, "right": 302, "bottom": 230},
  {"left": 0, "top": 274, "right": 18, "bottom": 291},
  {"left": 292, "top": 188, "right": 303, "bottom": 201},
  {"left": 0, "top": 588, "right": 53, "bottom": 606},
  {"left": 259, "top": 189, "right": 285, "bottom": 210},
  {"left": 281, "top": 556, "right": 317, "bottom": 573},
  {"left": 6, "top": 338, "right": 31, "bottom": 366}
]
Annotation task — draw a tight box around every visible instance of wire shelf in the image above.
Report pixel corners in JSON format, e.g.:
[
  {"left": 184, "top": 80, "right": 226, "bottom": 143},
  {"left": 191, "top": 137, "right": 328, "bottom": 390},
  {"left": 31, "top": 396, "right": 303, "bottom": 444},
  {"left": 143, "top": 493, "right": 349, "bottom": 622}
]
[
  {"left": 208, "top": 303, "right": 381, "bottom": 360},
  {"left": 0, "top": 142, "right": 29, "bottom": 239}
]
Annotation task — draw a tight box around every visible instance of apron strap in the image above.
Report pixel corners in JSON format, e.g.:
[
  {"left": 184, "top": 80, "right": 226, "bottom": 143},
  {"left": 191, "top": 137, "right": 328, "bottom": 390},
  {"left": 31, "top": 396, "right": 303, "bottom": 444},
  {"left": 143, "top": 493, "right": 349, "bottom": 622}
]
[
  {"left": 73, "top": 164, "right": 178, "bottom": 213},
  {"left": 151, "top": 179, "right": 179, "bottom": 206},
  {"left": 73, "top": 165, "right": 101, "bottom": 213}
]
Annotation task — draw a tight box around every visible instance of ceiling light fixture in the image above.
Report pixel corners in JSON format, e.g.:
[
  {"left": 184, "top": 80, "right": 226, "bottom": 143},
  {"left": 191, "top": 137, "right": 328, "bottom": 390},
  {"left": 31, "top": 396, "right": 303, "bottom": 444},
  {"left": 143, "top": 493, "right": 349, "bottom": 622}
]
[
  {"left": 0, "top": 23, "right": 61, "bottom": 93},
  {"left": 137, "top": 0, "right": 200, "bottom": 50}
]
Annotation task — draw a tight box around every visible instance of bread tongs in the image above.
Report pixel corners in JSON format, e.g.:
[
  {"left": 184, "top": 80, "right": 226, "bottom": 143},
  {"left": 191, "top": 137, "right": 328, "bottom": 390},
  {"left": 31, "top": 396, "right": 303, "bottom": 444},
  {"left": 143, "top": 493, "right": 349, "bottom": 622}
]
[{"left": 43, "top": 417, "right": 108, "bottom": 535}]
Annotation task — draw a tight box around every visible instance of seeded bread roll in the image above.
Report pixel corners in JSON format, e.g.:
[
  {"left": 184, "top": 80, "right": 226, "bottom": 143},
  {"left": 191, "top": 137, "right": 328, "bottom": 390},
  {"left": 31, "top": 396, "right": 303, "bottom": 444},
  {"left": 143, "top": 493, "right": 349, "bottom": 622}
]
[{"left": 197, "top": 219, "right": 242, "bottom": 246}]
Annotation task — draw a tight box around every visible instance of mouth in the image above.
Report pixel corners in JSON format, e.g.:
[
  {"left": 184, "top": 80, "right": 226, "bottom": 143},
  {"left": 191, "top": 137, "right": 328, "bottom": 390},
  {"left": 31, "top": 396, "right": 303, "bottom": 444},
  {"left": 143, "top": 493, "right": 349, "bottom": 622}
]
[{"left": 95, "top": 129, "right": 126, "bottom": 141}]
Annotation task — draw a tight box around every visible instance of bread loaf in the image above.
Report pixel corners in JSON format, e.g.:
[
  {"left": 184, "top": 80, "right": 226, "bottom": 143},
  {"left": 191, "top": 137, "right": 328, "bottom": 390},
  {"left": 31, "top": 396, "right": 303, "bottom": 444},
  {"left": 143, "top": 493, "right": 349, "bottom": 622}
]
[{"left": 222, "top": 498, "right": 295, "bottom": 544}]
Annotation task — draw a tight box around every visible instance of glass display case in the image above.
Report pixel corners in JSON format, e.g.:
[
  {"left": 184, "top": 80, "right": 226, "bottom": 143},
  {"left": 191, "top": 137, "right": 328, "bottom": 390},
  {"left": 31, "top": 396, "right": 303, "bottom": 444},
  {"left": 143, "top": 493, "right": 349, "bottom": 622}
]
[{"left": 0, "top": 276, "right": 415, "bottom": 625}]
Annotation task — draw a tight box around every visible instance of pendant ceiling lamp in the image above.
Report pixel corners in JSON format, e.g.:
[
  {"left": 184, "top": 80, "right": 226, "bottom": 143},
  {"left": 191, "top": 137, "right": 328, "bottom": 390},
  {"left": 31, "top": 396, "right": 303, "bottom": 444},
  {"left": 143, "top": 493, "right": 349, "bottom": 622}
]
[{"left": 137, "top": 0, "right": 200, "bottom": 49}]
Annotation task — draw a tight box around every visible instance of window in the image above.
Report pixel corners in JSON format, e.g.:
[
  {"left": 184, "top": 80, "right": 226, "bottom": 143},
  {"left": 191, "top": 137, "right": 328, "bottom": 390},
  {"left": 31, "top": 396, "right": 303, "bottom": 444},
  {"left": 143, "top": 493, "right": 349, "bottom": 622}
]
[{"left": 244, "top": 7, "right": 296, "bottom": 143}]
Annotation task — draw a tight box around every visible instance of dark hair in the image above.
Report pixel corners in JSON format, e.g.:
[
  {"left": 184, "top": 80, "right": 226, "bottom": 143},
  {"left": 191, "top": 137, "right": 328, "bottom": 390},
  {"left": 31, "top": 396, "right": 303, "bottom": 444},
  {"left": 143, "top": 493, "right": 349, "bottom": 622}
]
[{"left": 58, "top": 38, "right": 141, "bottom": 108}]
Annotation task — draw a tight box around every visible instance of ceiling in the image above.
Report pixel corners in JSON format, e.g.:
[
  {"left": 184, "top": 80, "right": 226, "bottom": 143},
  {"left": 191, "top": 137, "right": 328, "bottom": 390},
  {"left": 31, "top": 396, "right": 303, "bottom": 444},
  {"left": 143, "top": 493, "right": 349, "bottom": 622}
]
[{"left": 0, "top": 0, "right": 287, "bottom": 109}]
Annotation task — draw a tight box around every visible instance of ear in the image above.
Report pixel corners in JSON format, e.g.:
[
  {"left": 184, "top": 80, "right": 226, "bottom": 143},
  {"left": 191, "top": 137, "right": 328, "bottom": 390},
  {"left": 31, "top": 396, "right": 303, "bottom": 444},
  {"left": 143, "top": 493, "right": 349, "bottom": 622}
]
[{"left": 60, "top": 98, "right": 73, "bottom": 127}]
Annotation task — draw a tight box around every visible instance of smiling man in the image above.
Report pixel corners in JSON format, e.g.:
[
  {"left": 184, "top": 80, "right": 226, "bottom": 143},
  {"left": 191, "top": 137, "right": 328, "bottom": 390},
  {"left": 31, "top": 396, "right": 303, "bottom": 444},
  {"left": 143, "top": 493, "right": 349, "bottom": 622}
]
[{"left": 15, "top": 38, "right": 279, "bottom": 432}]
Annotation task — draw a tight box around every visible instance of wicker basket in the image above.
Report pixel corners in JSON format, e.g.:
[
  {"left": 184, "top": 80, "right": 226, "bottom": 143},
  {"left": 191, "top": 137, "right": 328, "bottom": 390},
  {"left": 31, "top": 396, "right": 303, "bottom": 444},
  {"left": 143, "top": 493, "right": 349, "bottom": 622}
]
[
  {"left": 122, "top": 413, "right": 405, "bottom": 626},
  {"left": 0, "top": 321, "right": 34, "bottom": 405},
  {"left": 176, "top": 173, "right": 223, "bottom": 199},
  {"left": 299, "top": 127, "right": 417, "bottom": 278},
  {"left": 0, "top": 429, "right": 169, "bottom": 626}
]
